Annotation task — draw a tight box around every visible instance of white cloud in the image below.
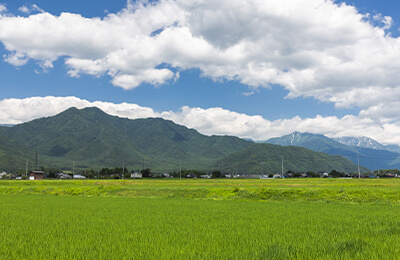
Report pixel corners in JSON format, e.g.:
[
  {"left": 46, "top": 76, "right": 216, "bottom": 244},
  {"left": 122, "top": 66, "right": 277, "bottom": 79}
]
[
  {"left": 3, "top": 52, "right": 29, "bottom": 66},
  {"left": 0, "top": 96, "right": 158, "bottom": 124},
  {"left": 1, "top": 1, "right": 400, "bottom": 125},
  {"left": 18, "top": 6, "right": 30, "bottom": 14},
  {"left": 110, "top": 69, "right": 178, "bottom": 89},
  {"left": 0, "top": 4, "right": 7, "bottom": 13},
  {"left": 2, "top": 96, "right": 400, "bottom": 146},
  {"left": 373, "top": 13, "right": 393, "bottom": 30},
  {"left": 18, "top": 4, "right": 44, "bottom": 14},
  {"left": 65, "top": 58, "right": 105, "bottom": 78}
]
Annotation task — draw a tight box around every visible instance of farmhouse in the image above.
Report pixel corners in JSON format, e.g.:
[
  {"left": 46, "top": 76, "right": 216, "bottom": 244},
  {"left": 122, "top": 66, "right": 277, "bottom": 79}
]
[
  {"left": 131, "top": 172, "right": 142, "bottom": 179},
  {"left": 58, "top": 173, "right": 72, "bottom": 179},
  {"left": 29, "top": 171, "right": 45, "bottom": 180},
  {"left": 73, "top": 174, "right": 86, "bottom": 179}
]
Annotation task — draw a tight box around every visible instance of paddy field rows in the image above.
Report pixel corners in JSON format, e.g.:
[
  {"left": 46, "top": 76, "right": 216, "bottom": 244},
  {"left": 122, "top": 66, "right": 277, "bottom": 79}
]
[{"left": 0, "top": 179, "right": 399, "bottom": 259}]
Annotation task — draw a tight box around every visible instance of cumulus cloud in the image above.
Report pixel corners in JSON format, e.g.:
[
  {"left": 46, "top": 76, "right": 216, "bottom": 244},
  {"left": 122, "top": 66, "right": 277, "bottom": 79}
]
[
  {"left": 3, "top": 52, "right": 29, "bottom": 66},
  {"left": 373, "top": 13, "right": 393, "bottom": 30},
  {"left": 2, "top": 96, "right": 400, "bottom": 146},
  {"left": 0, "top": 0, "right": 185, "bottom": 87},
  {"left": 0, "top": 96, "right": 158, "bottom": 125},
  {"left": 0, "top": 4, "right": 394, "bottom": 88},
  {"left": 1, "top": 1, "right": 400, "bottom": 125},
  {"left": 18, "top": 6, "right": 30, "bottom": 14},
  {"left": 0, "top": 4, "right": 6, "bottom": 13}
]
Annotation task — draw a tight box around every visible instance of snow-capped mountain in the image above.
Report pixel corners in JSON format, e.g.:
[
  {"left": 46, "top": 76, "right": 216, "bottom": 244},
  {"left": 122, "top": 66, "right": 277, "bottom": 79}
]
[
  {"left": 266, "top": 131, "right": 331, "bottom": 147},
  {"left": 333, "top": 136, "right": 385, "bottom": 150},
  {"left": 266, "top": 132, "right": 400, "bottom": 170},
  {"left": 333, "top": 136, "right": 400, "bottom": 153}
]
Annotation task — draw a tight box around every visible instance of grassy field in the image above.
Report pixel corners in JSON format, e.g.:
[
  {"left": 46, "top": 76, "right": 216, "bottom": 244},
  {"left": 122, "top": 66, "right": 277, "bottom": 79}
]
[
  {"left": 1, "top": 178, "right": 400, "bottom": 203},
  {"left": 1, "top": 179, "right": 400, "bottom": 259}
]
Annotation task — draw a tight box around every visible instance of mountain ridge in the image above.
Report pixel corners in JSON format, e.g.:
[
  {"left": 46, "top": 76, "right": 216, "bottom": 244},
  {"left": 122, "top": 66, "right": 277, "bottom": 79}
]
[
  {"left": 0, "top": 107, "right": 367, "bottom": 173},
  {"left": 266, "top": 132, "right": 400, "bottom": 170},
  {"left": 333, "top": 136, "right": 400, "bottom": 153}
]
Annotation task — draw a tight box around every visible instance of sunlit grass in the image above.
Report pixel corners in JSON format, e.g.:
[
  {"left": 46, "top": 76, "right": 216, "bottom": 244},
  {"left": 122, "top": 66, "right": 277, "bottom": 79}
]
[
  {"left": 1, "top": 178, "right": 400, "bottom": 203},
  {"left": 0, "top": 194, "right": 399, "bottom": 259}
]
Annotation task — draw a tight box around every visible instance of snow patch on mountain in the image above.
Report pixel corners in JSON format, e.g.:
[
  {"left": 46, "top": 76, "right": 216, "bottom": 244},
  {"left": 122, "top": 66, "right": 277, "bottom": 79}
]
[{"left": 333, "top": 136, "right": 385, "bottom": 150}]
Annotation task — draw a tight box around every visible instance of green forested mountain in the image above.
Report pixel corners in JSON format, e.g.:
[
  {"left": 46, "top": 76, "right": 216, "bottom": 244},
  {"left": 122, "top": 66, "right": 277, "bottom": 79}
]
[
  {"left": 0, "top": 107, "right": 366, "bottom": 173},
  {"left": 217, "top": 143, "right": 369, "bottom": 174},
  {"left": 0, "top": 107, "right": 252, "bottom": 171}
]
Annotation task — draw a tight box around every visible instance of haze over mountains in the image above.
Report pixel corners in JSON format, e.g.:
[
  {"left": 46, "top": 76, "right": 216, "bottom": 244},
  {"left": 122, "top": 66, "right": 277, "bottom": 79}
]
[
  {"left": 0, "top": 107, "right": 365, "bottom": 174},
  {"left": 266, "top": 132, "right": 400, "bottom": 170}
]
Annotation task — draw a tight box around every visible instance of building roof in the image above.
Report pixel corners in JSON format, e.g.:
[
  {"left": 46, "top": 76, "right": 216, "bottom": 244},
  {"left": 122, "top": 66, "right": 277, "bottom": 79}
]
[{"left": 30, "top": 171, "right": 45, "bottom": 174}]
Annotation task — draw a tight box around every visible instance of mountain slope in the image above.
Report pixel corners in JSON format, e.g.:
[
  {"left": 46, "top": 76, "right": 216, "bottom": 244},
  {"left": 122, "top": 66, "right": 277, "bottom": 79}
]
[
  {"left": 333, "top": 136, "right": 385, "bottom": 150},
  {"left": 266, "top": 132, "right": 400, "bottom": 170},
  {"left": 333, "top": 136, "right": 400, "bottom": 154},
  {"left": 267, "top": 132, "right": 346, "bottom": 152},
  {"left": 217, "top": 143, "right": 369, "bottom": 174},
  {"left": 0, "top": 108, "right": 366, "bottom": 173},
  {"left": 2, "top": 107, "right": 253, "bottom": 171}
]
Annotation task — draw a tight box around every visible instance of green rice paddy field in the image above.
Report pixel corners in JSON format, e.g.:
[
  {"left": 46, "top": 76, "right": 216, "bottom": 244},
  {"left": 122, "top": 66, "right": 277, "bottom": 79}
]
[{"left": 0, "top": 179, "right": 399, "bottom": 259}]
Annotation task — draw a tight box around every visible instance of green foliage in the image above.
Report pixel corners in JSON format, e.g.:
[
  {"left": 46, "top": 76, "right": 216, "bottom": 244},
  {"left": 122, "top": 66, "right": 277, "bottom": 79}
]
[
  {"left": 217, "top": 143, "right": 368, "bottom": 174},
  {"left": 141, "top": 168, "right": 151, "bottom": 177},
  {"left": 307, "top": 171, "right": 318, "bottom": 177},
  {"left": 211, "top": 170, "right": 221, "bottom": 178}
]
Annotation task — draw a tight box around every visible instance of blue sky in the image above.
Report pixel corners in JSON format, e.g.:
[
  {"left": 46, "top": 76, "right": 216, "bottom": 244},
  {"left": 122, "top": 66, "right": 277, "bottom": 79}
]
[
  {"left": 1, "top": 0, "right": 400, "bottom": 144},
  {"left": 0, "top": 0, "right": 348, "bottom": 120}
]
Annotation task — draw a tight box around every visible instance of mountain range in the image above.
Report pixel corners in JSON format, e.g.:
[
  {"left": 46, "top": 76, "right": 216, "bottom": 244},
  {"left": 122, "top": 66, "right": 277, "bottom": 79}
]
[
  {"left": 333, "top": 136, "right": 400, "bottom": 154},
  {"left": 0, "top": 107, "right": 365, "bottom": 174},
  {"left": 266, "top": 132, "right": 400, "bottom": 170}
]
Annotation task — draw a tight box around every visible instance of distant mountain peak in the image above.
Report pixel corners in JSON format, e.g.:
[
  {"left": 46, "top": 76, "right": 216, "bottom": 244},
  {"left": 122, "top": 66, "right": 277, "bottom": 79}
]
[
  {"left": 266, "top": 132, "right": 400, "bottom": 170},
  {"left": 62, "top": 106, "right": 106, "bottom": 114},
  {"left": 333, "top": 136, "right": 385, "bottom": 150},
  {"left": 267, "top": 132, "right": 331, "bottom": 147},
  {"left": 289, "top": 131, "right": 302, "bottom": 144}
]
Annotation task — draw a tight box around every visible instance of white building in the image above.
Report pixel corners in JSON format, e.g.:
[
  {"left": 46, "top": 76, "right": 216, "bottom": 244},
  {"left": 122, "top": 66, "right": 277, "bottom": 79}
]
[{"left": 131, "top": 172, "right": 142, "bottom": 179}]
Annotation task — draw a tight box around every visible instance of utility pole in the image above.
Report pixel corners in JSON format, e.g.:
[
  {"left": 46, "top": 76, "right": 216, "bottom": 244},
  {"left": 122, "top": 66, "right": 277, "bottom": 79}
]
[
  {"left": 281, "top": 155, "right": 284, "bottom": 178},
  {"left": 180, "top": 160, "right": 182, "bottom": 179},
  {"left": 358, "top": 153, "right": 360, "bottom": 179},
  {"left": 73, "top": 162, "right": 75, "bottom": 179},
  {"left": 142, "top": 157, "right": 144, "bottom": 170},
  {"left": 122, "top": 160, "right": 125, "bottom": 179},
  {"left": 25, "top": 160, "right": 28, "bottom": 177}
]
